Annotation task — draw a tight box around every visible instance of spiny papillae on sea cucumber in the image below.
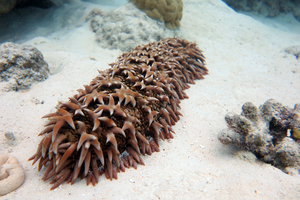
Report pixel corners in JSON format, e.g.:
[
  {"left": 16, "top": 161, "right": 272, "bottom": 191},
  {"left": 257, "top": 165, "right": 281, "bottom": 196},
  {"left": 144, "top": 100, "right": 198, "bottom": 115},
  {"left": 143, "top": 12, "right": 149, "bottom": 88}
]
[{"left": 29, "top": 38, "right": 207, "bottom": 190}]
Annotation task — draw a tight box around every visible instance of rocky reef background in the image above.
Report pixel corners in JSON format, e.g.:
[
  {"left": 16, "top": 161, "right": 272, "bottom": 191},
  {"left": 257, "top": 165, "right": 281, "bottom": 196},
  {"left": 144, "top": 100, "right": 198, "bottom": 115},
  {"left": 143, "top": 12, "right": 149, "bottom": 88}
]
[{"left": 222, "top": 0, "right": 300, "bottom": 21}]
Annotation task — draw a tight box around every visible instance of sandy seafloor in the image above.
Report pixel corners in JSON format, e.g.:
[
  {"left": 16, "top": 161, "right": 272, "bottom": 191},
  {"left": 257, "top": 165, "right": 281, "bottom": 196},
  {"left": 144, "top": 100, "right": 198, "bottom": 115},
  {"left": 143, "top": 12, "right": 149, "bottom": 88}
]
[{"left": 0, "top": 0, "right": 300, "bottom": 199}]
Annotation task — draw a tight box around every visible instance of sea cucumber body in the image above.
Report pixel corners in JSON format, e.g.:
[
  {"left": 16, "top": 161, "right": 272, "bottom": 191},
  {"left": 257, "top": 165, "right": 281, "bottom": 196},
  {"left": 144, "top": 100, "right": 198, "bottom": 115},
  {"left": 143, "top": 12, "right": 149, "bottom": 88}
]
[{"left": 29, "top": 38, "right": 207, "bottom": 190}]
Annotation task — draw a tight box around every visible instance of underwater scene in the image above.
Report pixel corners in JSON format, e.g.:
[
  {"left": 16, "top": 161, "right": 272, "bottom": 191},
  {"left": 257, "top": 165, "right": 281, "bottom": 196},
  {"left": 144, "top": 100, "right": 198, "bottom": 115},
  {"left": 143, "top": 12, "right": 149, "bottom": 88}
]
[{"left": 0, "top": 0, "right": 300, "bottom": 199}]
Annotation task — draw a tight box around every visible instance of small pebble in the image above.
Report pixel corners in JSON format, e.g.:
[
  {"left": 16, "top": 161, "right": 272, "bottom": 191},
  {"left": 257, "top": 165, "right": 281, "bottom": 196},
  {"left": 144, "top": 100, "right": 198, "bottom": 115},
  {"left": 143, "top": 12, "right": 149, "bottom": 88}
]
[
  {"left": 4, "top": 131, "right": 15, "bottom": 141},
  {"left": 206, "top": 177, "right": 212, "bottom": 184}
]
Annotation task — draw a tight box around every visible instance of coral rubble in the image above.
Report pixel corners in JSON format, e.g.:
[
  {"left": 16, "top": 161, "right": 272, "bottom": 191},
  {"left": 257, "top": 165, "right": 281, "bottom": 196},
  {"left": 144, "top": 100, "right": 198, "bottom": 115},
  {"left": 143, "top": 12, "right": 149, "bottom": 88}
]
[
  {"left": 219, "top": 99, "right": 300, "bottom": 174},
  {"left": 0, "top": 154, "right": 25, "bottom": 196},
  {"left": 88, "top": 3, "right": 181, "bottom": 52},
  {"left": 0, "top": 42, "right": 49, "bottom": 91},
  {"left": 130, "top": 0, "right": 183, "bottom": 30},
  {"left": 29, "top": 38, "right": 208, "bottom": 190}
]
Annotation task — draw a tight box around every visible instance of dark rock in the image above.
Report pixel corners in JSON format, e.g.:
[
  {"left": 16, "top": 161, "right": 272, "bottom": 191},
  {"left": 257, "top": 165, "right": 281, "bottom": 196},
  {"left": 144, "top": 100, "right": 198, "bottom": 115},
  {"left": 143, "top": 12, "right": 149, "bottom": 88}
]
[
  {"left": 0, "top": 0, "right": 54, "bottom": 14},
  {"left": 0, "top": 0, "right": 17, "bottom": 14}
]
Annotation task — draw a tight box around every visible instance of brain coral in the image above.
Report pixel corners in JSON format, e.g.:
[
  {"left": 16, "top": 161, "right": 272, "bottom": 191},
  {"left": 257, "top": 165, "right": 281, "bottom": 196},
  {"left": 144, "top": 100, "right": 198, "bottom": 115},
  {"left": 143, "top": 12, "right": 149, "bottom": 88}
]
[
  {"left": 0, "top": 154, "right": 25, "bottom": 196},
  {"left": 130, "top": 0, "right": 183, "bottom": 30},
  {"left": 29, "top": 38, "right": 207, "bottom": 190},
  {"left": 219, "top": 99, "right": 300, "bottom": 174}
]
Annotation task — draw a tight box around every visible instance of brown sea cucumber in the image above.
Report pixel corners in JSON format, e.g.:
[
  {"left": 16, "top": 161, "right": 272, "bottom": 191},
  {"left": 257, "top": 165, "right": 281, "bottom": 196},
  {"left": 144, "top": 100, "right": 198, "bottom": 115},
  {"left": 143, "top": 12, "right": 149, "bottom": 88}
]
[{"left": 29, "top": 38, "right": 208, "bottom": 190}]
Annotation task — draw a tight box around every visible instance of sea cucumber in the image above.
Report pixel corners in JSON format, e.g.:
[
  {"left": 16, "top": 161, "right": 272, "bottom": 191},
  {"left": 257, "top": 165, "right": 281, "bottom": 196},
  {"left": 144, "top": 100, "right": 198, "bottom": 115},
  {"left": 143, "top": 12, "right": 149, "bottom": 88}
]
[{"left": 29, "top": 38, "right": 207, "bottom": 190}]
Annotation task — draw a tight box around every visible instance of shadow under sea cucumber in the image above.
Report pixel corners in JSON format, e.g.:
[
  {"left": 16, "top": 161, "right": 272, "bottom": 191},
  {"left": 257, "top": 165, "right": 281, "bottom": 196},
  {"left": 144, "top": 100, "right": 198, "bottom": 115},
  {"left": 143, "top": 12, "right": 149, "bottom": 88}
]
[{"left": 29, "top": 38, "right": 208, "bottom": 190}]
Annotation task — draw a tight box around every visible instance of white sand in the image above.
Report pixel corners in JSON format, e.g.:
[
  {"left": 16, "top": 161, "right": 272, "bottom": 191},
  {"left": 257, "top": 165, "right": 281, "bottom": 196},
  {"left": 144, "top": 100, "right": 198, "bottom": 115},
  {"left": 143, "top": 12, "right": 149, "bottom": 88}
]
[{"left": 1, "top": 0, "right": 300, "bottom": 199}]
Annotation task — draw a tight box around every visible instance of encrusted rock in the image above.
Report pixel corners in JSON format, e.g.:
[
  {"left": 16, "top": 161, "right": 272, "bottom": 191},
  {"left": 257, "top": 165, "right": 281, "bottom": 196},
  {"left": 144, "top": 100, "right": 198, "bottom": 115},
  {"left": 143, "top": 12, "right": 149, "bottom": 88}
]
[
  {"left": 0, "top": 42, "right": 49, "bottom": 91},
  {"left": 219, "top": 99, "right": 300, "bottom": 174},
  {"left": 87, "top": 3, "right": 181, "bottom": 51}
]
